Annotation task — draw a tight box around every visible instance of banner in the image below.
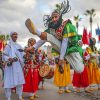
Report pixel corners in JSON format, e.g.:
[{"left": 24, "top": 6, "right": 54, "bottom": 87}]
[
  {"left": 0, "top": 40, "right": 5, "bottom": 51},
  {"left": 98, "top": 35, "right": 100, "bottom": 41},
  {"left": 96, "top": 28, "right": 100, "bottom": 35},
  {"left": 82, "top": 28, "right": 89, "bottom": 45}
]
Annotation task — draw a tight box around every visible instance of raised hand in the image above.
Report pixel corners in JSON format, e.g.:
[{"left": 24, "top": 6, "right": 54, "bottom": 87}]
[
  {"left": 24, "top": 46, "right": 34, "bottom": 52},
  {"left": 8, "top": 58, "right": 13, "bottom": 62}
]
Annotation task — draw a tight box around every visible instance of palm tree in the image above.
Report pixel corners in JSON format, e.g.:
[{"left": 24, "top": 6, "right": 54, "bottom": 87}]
[
  {"left": 74, "top": 15, "right": 82, "bottom": 33},
  {"left": 84, "top": 9, "right": 96, "bottom": 34},
  {"left": 0, "top": 35, "right": 5, "bottom": 40},
  {"left": 6, "top": 35, "right": 10, "bottom": 40}
]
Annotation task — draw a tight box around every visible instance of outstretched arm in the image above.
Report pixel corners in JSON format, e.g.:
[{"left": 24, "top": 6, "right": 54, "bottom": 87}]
[
  {"left": 25, "top": 40, "right": 46, "bottom": 52},
  {"left": 33, "top": 40, "right": 46, "bottom": 50}
]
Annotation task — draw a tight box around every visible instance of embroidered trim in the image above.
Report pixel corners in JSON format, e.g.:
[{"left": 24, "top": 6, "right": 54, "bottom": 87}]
[
  {"left": 63, "top": 32, "right": 76, "bottom": 38},
  {"left": 55, "top": 20, "right": 68, "bottom": 40}
]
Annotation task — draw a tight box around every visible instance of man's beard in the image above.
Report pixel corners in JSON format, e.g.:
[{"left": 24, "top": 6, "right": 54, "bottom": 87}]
[{"left": 48, "top": 16, "right": 62, "bottom": 29}]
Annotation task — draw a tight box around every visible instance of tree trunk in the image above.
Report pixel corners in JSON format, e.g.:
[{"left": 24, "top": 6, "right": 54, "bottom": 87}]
[
  {"left": 90, "top": 16, "right": 92, "bottom": 34},
  {"left": 76, "top": 22, "right": 78, "bottom": 33}
]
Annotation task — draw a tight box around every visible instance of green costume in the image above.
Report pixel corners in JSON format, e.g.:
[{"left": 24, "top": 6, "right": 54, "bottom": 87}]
[{"left": 45, "top": 20, "right": 82, "bottom": 57}]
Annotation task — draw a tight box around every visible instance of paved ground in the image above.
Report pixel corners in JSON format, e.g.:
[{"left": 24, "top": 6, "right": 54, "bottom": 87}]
[
  {"left": 0, "top": 79, "right": 100, "bottom": 100},
  {"left": 0, "top": 70, "right": 100, "bottom": 100}
]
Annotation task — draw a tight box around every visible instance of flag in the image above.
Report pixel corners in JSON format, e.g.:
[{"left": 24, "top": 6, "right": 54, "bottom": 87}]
[
  {"left": 0, "top": 40, "right": 5, "bottom": 51},
  {"left": 98, "top": 35, "right": 100, "bottom": 41},
  {"left": 96, "top": 28, "right": 100, "bottom": 35},
  {"left": 88, "top": 31, "right": 92, "bottom": 39},
  {"left": 82, "top": 28, "right": 89, "bottom": 45}
]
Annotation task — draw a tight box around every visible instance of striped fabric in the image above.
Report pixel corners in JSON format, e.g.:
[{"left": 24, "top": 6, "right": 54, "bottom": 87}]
[{"left": 65, "top": 52, "right": 84, "bottom": 73}]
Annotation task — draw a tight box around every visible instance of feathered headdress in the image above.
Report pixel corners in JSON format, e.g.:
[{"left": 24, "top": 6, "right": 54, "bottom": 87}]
[
  {"left": 43, "top": 0, "right": 71, "bottom": 27},
  {"left": 53, "top": 0, "right": 71, "bottom": 15}
]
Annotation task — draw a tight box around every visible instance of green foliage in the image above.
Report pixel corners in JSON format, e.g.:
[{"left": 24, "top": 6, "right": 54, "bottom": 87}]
[
  {"left": 0, "top": 34, "right": 10, "bottom": 40},
  {"left": 84, "top": 9, "right": 96, "bottom": 17},
  {"left": 6, "top": 35, "right": 10, "bottom": 40},
  {"left": 0, "top": 35, "right": 5, "bottom": 40}
]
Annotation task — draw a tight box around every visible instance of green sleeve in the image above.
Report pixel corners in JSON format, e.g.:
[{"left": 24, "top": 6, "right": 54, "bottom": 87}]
[{"left": 63, "top": 22, "right": 77, "bottom": 38}]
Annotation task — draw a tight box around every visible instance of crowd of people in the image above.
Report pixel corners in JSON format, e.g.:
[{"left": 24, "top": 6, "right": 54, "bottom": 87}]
[
  {"left": 1, "top": 31, "right": 100, "bottom": 100},
  {"left": 2, "top": 32, "right": 51, "bottom": 100},
  {"left": 0, "top": 0, "right": 100, "bottom": 100}
]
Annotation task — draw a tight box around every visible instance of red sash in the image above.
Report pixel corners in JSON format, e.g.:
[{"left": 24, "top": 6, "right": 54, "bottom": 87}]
[{"left": 55, "top": 20, "right": 68, "bottom": 40}]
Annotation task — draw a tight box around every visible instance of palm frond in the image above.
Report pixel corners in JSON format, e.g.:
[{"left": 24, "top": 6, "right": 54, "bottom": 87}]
[
  {"left": 74, "top": 16, "right": 78, "bottom": 20},
  {"left": 86, "top": 10, "right": 91, "bottom": 14},
  {"left": 91, "top": 9, "right": 95, "bottom": 13},
  {"left": 93, "top": 13, "right": 96, "bottom": 17},
  {"left": 84, "top": 13, "right": 88, "bottom": 16},
  {"left": 85, "top": 9, "right": 96, "bottom": 16},
  {"left": 74, "top": 15, "right": 82, "bottom": 22}
]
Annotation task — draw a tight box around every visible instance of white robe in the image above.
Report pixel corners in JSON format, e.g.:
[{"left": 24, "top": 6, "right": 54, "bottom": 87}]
[
  {"left": 3, "top": 40, "right": 25, "bottom": 88},
  {"left": 33, "top": 34, "right": 84, "bottom": 73}
]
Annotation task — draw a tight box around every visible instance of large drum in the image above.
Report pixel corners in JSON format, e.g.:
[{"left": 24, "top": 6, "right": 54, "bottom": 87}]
[{"left": 39, "top": 64, "right": 54, "bottom": 79}]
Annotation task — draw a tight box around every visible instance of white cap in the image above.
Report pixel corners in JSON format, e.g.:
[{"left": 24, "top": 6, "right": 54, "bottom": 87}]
[{"left": 10, "top": 32, "right": 15, "bottom": 36}]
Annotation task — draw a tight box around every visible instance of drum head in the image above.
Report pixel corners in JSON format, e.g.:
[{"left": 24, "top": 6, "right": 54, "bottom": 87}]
[{"left": 39, "top": 64, "right": 50, "bottom": 77}]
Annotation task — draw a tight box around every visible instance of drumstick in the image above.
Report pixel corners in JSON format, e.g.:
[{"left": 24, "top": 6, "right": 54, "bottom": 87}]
[{"left": 25, "top": 18, "right": 36, "bottom": 34}]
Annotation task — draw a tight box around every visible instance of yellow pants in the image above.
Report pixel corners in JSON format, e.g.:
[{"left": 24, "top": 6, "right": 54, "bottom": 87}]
[
  {"left": 87, "top": 61, "right": 100, "bottom": 84},
  {"left": 54, "top": 63, "right": 71, "bottom": 87}
]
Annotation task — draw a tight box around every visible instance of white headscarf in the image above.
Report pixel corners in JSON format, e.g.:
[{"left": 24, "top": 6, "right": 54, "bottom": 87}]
[
  {"left": 8, "top": 32, "right": 18, "bottom": 58},
  {"left": 6, "top": 32, "right": 24, "bottom": 67},
  {"left": 10, "top": 32, "right": 15, "bottom": 36}
]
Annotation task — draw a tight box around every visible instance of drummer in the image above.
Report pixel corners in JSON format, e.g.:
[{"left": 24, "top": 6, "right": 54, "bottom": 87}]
[
  {"left": 23, "top": 38, "right": 39, "bottom": 100},
  {"left": 38, "top": 50, "right": 48, "bottom": 89}
]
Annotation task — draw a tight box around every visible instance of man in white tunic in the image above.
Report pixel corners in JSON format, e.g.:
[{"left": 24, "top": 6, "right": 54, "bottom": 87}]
[{"left": 3, "top": 32, "right": 25, "bottom": 100}]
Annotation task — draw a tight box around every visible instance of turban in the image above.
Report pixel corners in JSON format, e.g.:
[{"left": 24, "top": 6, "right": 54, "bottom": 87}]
[{"left": 10, "top": 32, "right": 15, "bottom": 36}]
